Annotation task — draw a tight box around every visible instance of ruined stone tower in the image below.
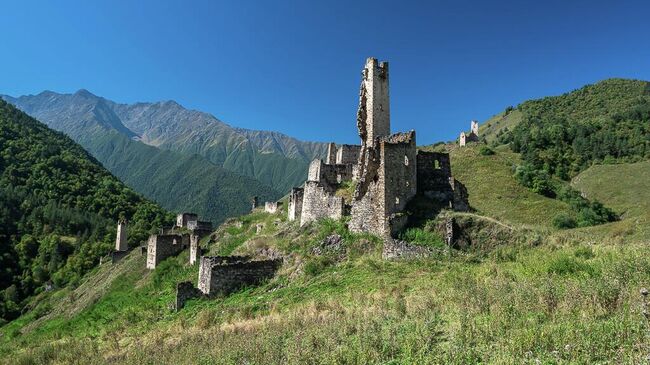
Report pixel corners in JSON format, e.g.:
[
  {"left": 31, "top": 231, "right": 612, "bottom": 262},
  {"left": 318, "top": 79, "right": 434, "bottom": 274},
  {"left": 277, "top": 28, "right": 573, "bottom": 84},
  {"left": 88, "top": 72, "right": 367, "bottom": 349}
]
[
  {"left": 115, "top": 219, "right": 128, "bottom": 251},
  {"left": 471, "top": 120, "right": 479, "bottom": 135},
  {"left": 357, "top": 57, "right": 390, "bottom": 147}
]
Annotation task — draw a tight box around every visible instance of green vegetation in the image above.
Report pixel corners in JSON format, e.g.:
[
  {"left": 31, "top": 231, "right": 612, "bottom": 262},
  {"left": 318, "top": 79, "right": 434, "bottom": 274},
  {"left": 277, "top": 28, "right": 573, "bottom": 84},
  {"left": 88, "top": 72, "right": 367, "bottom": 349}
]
[
  {"left": 0, "top": 100, "right": 172, "bottom": 321},
  {"left": 508, "top": 79, "right": 650, "bottom": 178},
  {"left": 80, "top": 131, "right": 281, "bottom": 225},
  {"left": 2, "top": 212, "right": 650, "bottom": 363}
]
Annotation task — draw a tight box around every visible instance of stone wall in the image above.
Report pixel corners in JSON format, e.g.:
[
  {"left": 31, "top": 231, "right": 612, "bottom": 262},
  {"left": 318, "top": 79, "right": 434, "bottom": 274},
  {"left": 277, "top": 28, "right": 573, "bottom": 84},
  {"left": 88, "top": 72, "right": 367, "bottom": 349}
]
[
  {"left": 197, "top": 256, "right": 280, "bottom": 297},
  {"left": 174, "top": 281, "right": 202, "bottom": 311},
  {"left": 336, "top": 144, "right": 361, "bottom": 165},
  {"left": 416, "top": 151, "right": 454, "bottom": 205},
  {"left": 265, "top": 201, "right": 282, "bottom": 213},
  {"left": 300, "top": 181, "right": 345, "bottom": 226},
  {"left": 176, "top": 213, "right": 198, "bottom": 228},
  {"left": 288, "top": 187, "right": 304, "bottom": 222},
  {"left": 146, "top": 234, "right": 189, "bottom": 269},
  {"left": 307, "top": 159, "right": 354, "bottom": 187}
]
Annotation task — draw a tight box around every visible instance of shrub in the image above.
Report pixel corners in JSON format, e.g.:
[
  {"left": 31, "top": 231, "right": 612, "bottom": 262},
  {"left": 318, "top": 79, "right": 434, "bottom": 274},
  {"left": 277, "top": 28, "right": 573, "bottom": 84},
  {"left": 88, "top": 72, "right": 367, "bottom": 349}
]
[
  {"left": 479, "top": 146, "right": 495, "bottom": 156},
  {"left": 553, "top": 213, "right": 577, "bottom": 229}
]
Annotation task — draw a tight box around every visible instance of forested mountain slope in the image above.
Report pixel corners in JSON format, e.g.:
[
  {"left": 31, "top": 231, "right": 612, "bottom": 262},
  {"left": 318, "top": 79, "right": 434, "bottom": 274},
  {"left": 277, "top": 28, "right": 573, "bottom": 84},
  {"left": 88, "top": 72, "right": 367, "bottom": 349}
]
[
  {"left": 2, "top": 91, "right": 284, "bottom": 223},
  {"left": 0, "top": 99, "right": 171, "bottom": 321}
]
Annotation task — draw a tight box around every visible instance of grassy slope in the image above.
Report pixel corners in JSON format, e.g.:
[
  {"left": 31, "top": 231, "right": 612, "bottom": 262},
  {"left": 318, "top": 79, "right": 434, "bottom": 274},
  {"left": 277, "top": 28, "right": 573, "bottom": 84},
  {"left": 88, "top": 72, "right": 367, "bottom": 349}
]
[
  {"left": 445, "top": 143, "right": 571, "bottom": 228},
  {"left": 3, "top": 145, "right": 650, "bottom": 363},
  {"left": 478, "top": 109, "right": 523, "bottom": 143}
]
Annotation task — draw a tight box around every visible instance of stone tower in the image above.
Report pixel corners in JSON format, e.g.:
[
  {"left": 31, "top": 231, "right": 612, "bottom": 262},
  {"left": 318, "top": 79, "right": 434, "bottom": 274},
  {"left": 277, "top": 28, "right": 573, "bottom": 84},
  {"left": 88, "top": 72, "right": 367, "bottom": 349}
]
[
  {"left": 115, "top": 219, "right": 128, "bottom": 251},
  {"left": 471, "top": 120, "right": 479, "bottom": 136},
  {"left": 357, "top": 57, "right": 390, "bottom": 148},
  {"left": 459, "top": 132, "right": 466, "bottom": 147},
  {"left": 251, "top": 196, "right": 258, "bottom": 211}
]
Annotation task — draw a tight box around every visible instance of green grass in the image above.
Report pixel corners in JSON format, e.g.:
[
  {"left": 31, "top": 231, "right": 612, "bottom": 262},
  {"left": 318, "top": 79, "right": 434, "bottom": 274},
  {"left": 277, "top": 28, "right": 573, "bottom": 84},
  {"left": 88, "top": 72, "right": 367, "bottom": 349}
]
[{"left": 447, "top": 144, "right": 572, "bottom": 228}]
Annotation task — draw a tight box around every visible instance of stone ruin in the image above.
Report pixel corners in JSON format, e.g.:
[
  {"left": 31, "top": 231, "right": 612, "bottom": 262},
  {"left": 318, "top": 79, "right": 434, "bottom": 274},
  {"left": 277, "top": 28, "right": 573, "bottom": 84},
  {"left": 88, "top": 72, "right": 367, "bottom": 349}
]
[
  {"left": 109, "top": 219, "right": 129, "bottom": 263},
  {"left": 197, "top": 256, "right": 281, "bottom": 297},
  {"left": 264, "top": 201, "right": 283, "bottom": 214},
  {"left": 146, "top": 212, "right": 213, "bottom": 269},
  {"left": 459, "top": 120, "right": 480, "bottom": 147},
  {"left": 173, "top": 256, "right": 282, "bottom": 310},
  {"left": 287, "top": 57, "right": 469, "bottom": 241}
]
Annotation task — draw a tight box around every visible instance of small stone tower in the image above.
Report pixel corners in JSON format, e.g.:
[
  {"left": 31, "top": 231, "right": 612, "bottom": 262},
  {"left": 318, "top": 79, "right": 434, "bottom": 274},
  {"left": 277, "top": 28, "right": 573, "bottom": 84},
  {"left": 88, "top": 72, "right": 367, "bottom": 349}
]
[
  {"left": 357, "top": 57, "right": 390, "bottom": 147},
  {"left": 251, "top": 196, "right": 258, "bottom": 211},
  {"left": 459, "top": 132, "right": 467, "bottom": 147},
  {"left": 115, "top": 219, "right": 128, "bottom": 252}
]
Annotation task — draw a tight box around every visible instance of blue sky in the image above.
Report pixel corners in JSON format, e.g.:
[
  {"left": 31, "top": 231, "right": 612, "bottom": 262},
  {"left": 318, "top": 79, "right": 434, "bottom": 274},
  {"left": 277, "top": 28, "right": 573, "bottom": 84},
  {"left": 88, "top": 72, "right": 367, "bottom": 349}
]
[{"left": 2, "top": 0, "right": 649, "bottom": 145}]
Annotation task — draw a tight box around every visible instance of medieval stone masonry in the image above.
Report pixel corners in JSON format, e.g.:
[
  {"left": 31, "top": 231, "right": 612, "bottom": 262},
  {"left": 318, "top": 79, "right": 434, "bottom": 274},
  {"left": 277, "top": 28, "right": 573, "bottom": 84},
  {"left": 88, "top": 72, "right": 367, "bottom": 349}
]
[
  {"left": 197, "top": 256, "right": 281, "bottom": 297},
  {"left": 289, "top": 57, "right": 469, "bottom": 239},
  {"left": 146, "top": 212, "right": 213, "bottom": 269}
]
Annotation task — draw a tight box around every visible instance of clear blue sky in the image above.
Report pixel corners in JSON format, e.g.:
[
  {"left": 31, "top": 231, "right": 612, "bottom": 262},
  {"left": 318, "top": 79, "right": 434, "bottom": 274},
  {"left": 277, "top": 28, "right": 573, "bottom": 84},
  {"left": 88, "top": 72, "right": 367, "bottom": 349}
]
[{"left": 2, "top": 0, "right": 649, "bottom": 145}]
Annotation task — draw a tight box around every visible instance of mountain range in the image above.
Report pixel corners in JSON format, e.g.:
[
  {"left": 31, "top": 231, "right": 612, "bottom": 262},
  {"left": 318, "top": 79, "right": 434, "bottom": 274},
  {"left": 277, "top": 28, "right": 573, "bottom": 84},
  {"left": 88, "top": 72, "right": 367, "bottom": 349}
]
[{"left": 2, "top": 90, "right": 328, "bottom": 223}]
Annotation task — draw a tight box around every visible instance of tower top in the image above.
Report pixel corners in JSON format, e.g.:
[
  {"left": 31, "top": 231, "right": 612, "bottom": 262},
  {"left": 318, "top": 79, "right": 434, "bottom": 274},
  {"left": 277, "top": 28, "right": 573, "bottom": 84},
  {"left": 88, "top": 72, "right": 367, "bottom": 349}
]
[{"left": 357, "top": 57, "right": 390, "bottom": 147}]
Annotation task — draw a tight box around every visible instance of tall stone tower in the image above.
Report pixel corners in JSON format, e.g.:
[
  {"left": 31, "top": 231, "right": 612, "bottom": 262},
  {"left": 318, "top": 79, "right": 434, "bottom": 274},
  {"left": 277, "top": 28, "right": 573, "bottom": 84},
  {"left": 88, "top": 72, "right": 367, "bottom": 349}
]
[
  {"left": 115, "top": 219, "right": 128, "bottom": 251},
  {"left": 357, "top": 57, "right": 390, "bottom": 147}
]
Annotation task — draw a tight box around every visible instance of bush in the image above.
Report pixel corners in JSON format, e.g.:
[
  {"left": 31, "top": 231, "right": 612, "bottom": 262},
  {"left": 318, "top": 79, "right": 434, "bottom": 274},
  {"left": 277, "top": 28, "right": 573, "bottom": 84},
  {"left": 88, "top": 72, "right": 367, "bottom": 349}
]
[
  {"left": 553, "top": 213, "right": 577, "bottom": 229},
  {"left": 478, "top": 146, "right": 495, "bottom": 156}
]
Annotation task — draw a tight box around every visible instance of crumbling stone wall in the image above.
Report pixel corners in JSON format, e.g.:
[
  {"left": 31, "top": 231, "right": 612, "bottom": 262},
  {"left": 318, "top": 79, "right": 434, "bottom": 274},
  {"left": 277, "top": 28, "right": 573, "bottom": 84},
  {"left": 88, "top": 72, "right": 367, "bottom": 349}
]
[
  {"left": 265, "top": 201, "right": 282, "bottom": 213},
  {"left": 350, "top": 131, "right": 417, "bottom": 238},
  {"left": 307, "top": 159, "right": 354, "bottom": 186},
  {"left": 300, "top": 181, "right": 345, "bottom": 226},
  {"left": 288, "top": 187, "right": 304, "bottom": 222},
  {"left": 336, "top": 144, "right": 361, "bottom": 165},
  {"left": 197, "top": 256, "right": 280, "bottom": 297},
  {"left": 146, "top": 234, "right": 189, "bottom": 269},
  {"left": 174, "top": 281, "right": 202, "bottom": 311},
  {"left": 176, "top": 213, "right": 198, "bottom": 228}
]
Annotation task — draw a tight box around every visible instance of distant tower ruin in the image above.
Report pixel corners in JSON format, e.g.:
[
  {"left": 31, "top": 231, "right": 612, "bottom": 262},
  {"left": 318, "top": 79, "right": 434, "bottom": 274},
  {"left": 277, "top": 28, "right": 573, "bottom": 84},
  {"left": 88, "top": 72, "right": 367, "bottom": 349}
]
[
  {"left": 115, "top": 219, "right": 128, "bottom": 251},
  {"left": 459, "top": 120, "right": 479, "bottom": 146},
  {"left": 471, "top": 120, "right": 479, "bottom": 135},
  {"left": 251, "top": 196, "right": 258, "bottom": 211}
]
